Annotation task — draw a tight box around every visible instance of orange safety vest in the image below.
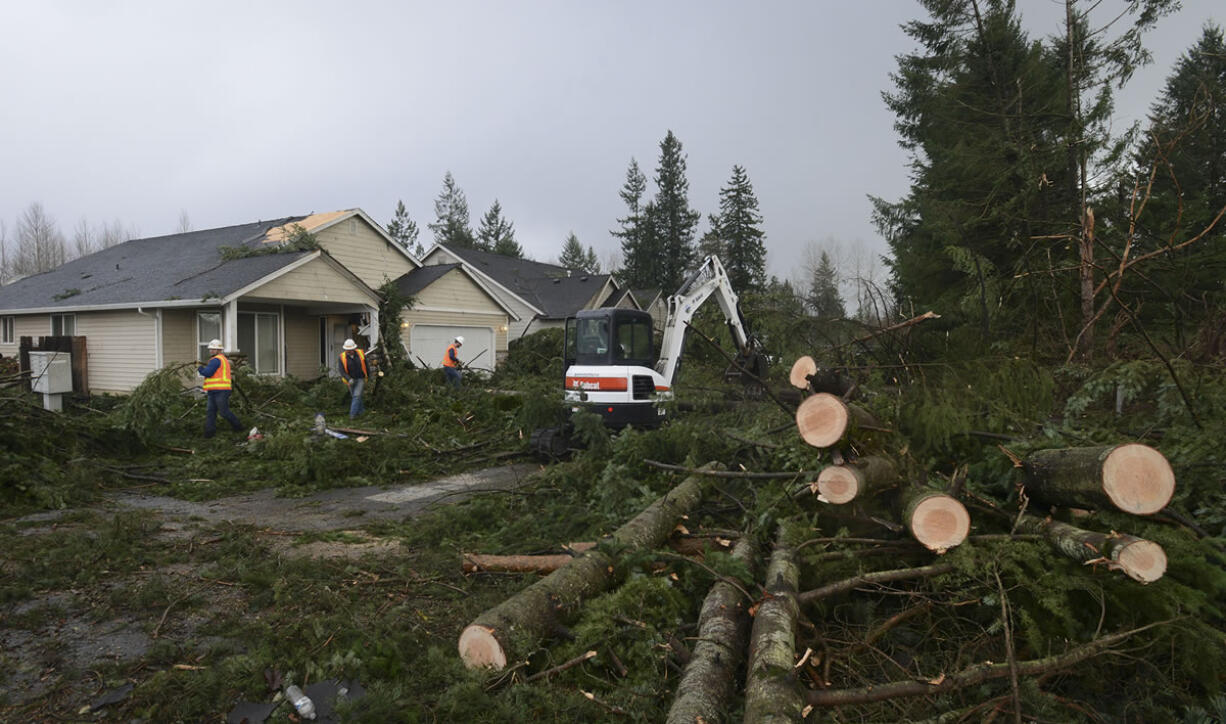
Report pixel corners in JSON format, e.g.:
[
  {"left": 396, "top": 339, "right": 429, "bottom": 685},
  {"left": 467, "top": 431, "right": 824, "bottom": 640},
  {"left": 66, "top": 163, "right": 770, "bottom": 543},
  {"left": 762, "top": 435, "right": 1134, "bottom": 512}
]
[
  {"left": 202, "top": 353, "right": 233, "bottom": 391},
  {"left": 340, "top": 349, "right": 368, "bottom": 378},
  {"left": 442, "top": 343, "right": 460, "bottom": 368}
]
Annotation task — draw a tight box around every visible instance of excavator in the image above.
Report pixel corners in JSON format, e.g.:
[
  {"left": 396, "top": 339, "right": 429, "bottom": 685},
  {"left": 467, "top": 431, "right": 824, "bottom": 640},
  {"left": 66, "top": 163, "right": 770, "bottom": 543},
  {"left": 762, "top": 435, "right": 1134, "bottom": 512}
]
[{"left": 530, "top": 255, "right": 767, "bottom": 458}]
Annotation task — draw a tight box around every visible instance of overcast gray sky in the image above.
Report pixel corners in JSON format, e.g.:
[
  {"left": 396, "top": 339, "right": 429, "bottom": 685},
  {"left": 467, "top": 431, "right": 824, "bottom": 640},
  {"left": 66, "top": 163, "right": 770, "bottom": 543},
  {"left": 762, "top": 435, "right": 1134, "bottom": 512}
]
[{"left": 1, "top": 1, "right": 1221, "bottom": 286}]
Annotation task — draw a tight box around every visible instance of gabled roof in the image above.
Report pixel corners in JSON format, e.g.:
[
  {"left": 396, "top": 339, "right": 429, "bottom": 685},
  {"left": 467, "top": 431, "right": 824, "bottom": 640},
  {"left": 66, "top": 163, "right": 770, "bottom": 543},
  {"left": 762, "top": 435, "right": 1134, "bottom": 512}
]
[
  {"left": 0, "top": 217, "right": 323, "bottom": 313},
  {"left": 632, "top": 288, "right": 664, "bottom": 307},
  {"left": 424, "top": 244, "right": 616, "bottom": 320},
  {"left": 392, "top": 263, "right": 520, "bottom": 319}
]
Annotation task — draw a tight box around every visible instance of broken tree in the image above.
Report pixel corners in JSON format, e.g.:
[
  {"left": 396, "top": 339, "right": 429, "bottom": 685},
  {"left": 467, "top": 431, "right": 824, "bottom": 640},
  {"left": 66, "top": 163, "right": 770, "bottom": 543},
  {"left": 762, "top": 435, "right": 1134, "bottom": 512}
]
[
  {"left": 457, "top": 464, "right": 718, "bottom": 670},
  {"left": 1022, "top": 443, "right": 1175, "bottom": 515}
]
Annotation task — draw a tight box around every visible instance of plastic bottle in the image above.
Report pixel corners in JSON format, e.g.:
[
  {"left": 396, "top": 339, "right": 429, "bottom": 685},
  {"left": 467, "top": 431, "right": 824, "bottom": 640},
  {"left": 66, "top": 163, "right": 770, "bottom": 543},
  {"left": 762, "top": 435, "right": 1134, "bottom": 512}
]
[
  {"left": 313, "top": 412, "right": 325, "bottom": 434},
  {"left": 285, "top": 684, "right": 316, "bottom": 720}
]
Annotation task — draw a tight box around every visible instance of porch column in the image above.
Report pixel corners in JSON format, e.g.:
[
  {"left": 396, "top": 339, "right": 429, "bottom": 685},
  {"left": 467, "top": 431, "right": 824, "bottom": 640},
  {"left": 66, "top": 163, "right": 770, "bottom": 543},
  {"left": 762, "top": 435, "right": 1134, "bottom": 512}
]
[{"left": 224, "top": 299, "right": 239, "bottom": 352}]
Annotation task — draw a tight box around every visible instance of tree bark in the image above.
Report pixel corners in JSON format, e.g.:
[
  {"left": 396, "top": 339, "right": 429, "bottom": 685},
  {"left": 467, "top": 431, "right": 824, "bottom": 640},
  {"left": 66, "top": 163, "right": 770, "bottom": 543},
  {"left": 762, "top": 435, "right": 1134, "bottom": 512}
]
[
  {"left": 815, "top": 456, "right": 899, "bottom": 504},
  {"left": 796, "top": 393, "right": 879, "bottom": 449},
  {"left": 1023, "top": 443, "right": 1175, "bottom": 515},
  {"left": 458, "top": 464, "right": 717, "bottom": 669},
  {"left": 1016, "top": 515, "right": 1167, "bottom": 583},
  {"left": 901, "top": 488, "right": 970, "bottom": 553},
  {"left": 789, "top": 355, "right": 855, "bottom": 397},
  {"left": 743, "top": 529, "right": 805, "bottom": 724},
  {"left": 666, "top": 537, "right": 758, "bottom": 724}
]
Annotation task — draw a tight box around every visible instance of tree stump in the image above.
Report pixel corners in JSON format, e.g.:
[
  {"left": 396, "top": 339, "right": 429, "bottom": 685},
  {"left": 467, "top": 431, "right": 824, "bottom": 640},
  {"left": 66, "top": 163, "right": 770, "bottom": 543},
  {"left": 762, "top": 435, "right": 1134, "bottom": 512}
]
[
  {"left": 902, "top": 489, "right": 970, "bottom": 553},
  {"left": 458, "top": 464, "right": 718, "bottom": 669},
  {"left": 815, "top": 456, "right": 899, "bottom": 504},
  {"left": 796, "top": 393, "right": 878, "bottom": 449},
  {"left": 1023, "top": 444, "right": 1175, "bottom": 515}
]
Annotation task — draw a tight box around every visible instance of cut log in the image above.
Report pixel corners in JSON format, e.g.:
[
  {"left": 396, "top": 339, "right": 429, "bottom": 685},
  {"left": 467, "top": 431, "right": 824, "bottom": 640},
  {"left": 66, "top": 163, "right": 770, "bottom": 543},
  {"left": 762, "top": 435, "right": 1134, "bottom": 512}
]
[
  {"left": 458, "top": 464, "right": 718, "bottom": 669},
  {"left": 795, "top": 393, "right": 879, "bottom": 449},
  {"left": 814, "top": 456, "right": 899, "bottom": 504},
  {"left": 1017, "top": 515, "right": 1167, "bottom": 583},
  {"left": 1023, "top": 443, "right": 1174, "bottom": 515},
  {"left": 902, "top": 489, "right": 970, "bottom": 553},
  {"left": 789, "top": 356, "right": 818, "bottom": 389},
  {"left": 743, "top": 528, "right": 805, "bottom": 723},
  {"left": 666, "top": 537, "right": 758, "bottom": 724}
]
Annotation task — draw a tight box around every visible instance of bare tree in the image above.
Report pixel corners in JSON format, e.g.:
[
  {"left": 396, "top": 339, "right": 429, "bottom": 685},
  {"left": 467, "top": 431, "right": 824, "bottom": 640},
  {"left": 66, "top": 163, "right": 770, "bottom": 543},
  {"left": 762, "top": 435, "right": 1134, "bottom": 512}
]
[
  {"left": 72, "top": 217, "right": 96, "bottom": 259},
  {"left": 177, "top": 209, "right": 192, "bottom": 233},
  {"left": 100, "top": 218, "right": 135, "bottom": 249},
  {"left": 13, "top": 202, "right": 66, "bottom": 276},
  {"left": 0, "top": 220, "right": 9, "bottom": 285}
]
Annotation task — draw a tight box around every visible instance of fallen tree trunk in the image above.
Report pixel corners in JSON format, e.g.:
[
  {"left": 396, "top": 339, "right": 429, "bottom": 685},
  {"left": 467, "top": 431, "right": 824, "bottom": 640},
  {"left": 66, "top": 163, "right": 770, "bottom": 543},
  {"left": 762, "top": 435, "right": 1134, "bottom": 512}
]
[
  {"left": 814, "top": 456, "right": 899, "bottom": 504},
  {"left": 805, "top": 620, "right": 1168, "bottom": 707},
  {"left": 1016, "top": 515, "right": 1167, "bottom": 583},
  {"left": 789, "top": 356, "right": 856, "bottom": 397},
  {"left": 1023, "top": 444, "right": 1175, "bottom": 515},
  {"left": 666, "top": 536, "right": 758, "bottom": 724},
  {"left": 902, "top": 488, "right": 970, "bottom": 553},
  {"left": 457, "top": 464, "right": 717, "bottom": 669},
  {"left": 744, "top": 528, "right": 805, "bottom": 723},
  {"left": 796, "top": 393, "right": 881, "bottom": 449}
]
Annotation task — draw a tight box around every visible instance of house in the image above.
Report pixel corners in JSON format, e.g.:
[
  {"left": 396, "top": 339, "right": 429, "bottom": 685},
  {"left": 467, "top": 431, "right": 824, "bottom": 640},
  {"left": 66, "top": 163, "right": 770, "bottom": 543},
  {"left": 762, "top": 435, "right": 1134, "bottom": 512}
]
[
  {"left": 0, "top": 209, "right": 511, "bottom": 393},
  {"left": 632, "top": 288, "right": 666, "bottom": 333},
  {"left": 419, "top": 244, "right": 635, "bottom": 340},
  {"left": 392, "top": 263, "right": 513, "bottom": 370}
]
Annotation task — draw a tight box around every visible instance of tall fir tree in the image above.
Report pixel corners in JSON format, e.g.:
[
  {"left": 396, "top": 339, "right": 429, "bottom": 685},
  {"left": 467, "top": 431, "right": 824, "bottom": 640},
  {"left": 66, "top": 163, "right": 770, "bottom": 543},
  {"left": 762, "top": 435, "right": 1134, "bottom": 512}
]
[
  {"left": 385, "top": 200, "right": 422, "bottom": 257},
  {"left": 698, "top": 215, "right": 726, "bottom": 261},
  {"left": 808, "top": 251, "right": 846, "bottom": 319},
  {"left": 646, "top": 130, "right": 701, "bottom": 292},
  {"left": 428, "top": 172, "right": 476, "bottom": 249},
  {"left": 711, "top": 165, "right": 766, "bottom": 292},
  {"left": 612, "top": 158, "right": 651, "bottom": 287},
  {"left": 477, "top": 199, "right": 522, "bottom": 257},
  {"left": 559, "top": 232, "right": 599, "bottom": 273}
]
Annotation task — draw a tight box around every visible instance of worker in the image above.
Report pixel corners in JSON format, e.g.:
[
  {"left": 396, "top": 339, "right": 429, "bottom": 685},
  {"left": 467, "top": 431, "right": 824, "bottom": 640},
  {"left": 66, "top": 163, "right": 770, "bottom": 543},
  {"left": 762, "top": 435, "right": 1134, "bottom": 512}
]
[
  {"left": 197, "top": 339, "right": 244, "bottom": 438},
  {"left": 338, "top": 338, "right": 369, "bottom": 418},
  {"left": 442, "top": 335, "right": 464, "bottom": 389}
]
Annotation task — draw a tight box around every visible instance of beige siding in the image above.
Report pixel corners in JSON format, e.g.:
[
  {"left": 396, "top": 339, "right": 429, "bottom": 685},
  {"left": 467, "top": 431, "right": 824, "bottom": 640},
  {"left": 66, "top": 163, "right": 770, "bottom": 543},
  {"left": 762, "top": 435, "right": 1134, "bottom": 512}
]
[
  {"left": 285, "top": 310, "right": 322, "bottom": 380},
  {"left": 0, "top": 314, "right": 48, "bottom": 358},
  {"left": 414, "top": 269, "right": 503, "bottom": 314},
  {"left": 161, "top": 309, "right": 197, "bottom": 366},
  {"left": 76, "top": 310, "right": 158, "bottom": 394},
  {"left": 316, "top": 217, "right": 416, "bottom": 289},
  {"left": 401, "top": 309, "right": 507, "bottom": 364},
  {"left": 246, "top": 257, "right": 374, "bottom": 305}
]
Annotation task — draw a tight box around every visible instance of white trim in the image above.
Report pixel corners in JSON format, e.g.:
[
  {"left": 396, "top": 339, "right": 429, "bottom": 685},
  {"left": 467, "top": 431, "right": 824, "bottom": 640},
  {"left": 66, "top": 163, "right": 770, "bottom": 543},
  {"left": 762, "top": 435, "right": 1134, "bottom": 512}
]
[
  {"left": 420, "top": 245, "right": 545, "bottom": 316},
  {"left": 410, "top": 304, "right": 512, "bottom": 316}
]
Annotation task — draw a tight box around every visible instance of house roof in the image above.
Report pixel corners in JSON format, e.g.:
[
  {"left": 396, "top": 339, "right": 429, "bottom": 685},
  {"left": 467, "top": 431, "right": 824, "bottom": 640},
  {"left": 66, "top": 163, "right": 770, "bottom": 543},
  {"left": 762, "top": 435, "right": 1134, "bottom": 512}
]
[
  {"left": 0, "top": 216, "right": 319, "bottom": 313},
  {"left": 393, "top": 263, "right": 461, "bottom": 297},
  {"left": 632, "top": 288, "right": 663, "bottom": 306},
  {"left": 431, "top": 244, "right": 615, "bottom": 319}
]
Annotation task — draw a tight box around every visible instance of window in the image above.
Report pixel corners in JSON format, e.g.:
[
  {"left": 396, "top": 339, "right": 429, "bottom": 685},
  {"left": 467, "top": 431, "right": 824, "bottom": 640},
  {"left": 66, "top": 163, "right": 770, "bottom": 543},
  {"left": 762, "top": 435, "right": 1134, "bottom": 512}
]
[
  {"left": 50, "top": 313, "right": 75, "bottom": 336},
  {"left": 238, "top": 312, "right": 280, "bottom": 374},
  {"left": 197, "top": 311, "right": 222, "bottom": 362},
  {"left": 615, "top": 317, "right": 653, "bottom": 360},
  {"left": 1, "top": 316, "right": 13, "bottom": 344}
]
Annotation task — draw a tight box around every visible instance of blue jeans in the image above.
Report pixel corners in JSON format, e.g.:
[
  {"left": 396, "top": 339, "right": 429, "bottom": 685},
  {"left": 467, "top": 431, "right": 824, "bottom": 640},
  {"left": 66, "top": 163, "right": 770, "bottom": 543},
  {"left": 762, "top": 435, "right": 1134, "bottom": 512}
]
[
  {"left": 348, "top": 377, "right": 366, "bottom": 418},
  {"left": 205, "top": 389, "right": 242, "bottom": 437},
  {"left": 444, "top": 367, "right": 462, "bottom": 389}
]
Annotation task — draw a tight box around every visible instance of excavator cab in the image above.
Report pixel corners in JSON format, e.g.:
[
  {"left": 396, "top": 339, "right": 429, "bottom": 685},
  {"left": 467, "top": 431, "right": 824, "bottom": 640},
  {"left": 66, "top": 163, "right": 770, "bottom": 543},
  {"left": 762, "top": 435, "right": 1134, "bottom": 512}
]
[{"left": 563, "top": 309, "right": 656, "bottom": 373}]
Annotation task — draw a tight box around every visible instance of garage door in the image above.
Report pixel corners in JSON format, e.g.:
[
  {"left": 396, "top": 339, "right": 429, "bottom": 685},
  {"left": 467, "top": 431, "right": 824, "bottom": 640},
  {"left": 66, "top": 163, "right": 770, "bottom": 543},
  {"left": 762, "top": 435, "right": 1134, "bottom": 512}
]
[{"left": 410, "top": 325, "right": 495, "bottom": 371}]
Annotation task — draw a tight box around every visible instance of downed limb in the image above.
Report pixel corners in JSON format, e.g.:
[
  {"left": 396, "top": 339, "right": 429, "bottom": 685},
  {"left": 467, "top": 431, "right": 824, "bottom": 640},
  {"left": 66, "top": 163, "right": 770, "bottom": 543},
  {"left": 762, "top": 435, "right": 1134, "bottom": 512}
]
[
  {"left": 1016, "top": 514, "right": 1167, "bottom": 583},
  {"left": 458, "top": 464, "right": 719, "bottom": 669},
  {"left": 666, "top": 536, "right": 758, "bottom": 724},
  {"left": 644, "top": 459, "right": 809, "bottom": 480},
  {"left": 1022, "top": 443, "right": 1175, "bottom": 515},
  {"left": 796, "top": 562, "right": 956, "bottom": 606},
  {"left": 743, "top": 527, "right": 805, "bottom": 723},
  {"left": 805, "top": 620, "right": 1174, "bottom": 707}
]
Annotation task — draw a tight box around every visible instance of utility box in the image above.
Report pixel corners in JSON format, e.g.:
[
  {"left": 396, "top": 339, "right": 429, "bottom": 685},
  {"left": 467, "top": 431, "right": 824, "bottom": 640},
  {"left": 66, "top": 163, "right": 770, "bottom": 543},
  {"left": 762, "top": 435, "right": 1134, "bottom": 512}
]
[{"left": 29, "top": 351, "right": 72, "bottom": 411}]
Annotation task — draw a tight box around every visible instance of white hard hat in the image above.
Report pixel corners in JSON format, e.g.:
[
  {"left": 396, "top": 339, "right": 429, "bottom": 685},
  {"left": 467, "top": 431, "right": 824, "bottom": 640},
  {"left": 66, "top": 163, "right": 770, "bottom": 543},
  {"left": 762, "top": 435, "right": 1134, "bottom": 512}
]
[
  {"left": 343, "top": 338, "right": 357, "bottom": 350},
  {"left": 455, "top": 335, "right": 465, "bottom": 344},
  {"left": 207, "top": 339, "right": 223, "bottom": 350}
]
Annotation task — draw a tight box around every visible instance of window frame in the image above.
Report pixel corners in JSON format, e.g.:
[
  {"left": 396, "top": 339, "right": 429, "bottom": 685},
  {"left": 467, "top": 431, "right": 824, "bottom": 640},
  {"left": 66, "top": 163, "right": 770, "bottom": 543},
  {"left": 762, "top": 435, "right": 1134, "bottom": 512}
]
[
  {"left": 1, "top": 316, "right": 13, "bottom": 344},
  {"left": 238, "top": 311, "right": 281, "bottom": 375},
  {"left": 50, "top": 313, "right": 76, "bottom": 336}
]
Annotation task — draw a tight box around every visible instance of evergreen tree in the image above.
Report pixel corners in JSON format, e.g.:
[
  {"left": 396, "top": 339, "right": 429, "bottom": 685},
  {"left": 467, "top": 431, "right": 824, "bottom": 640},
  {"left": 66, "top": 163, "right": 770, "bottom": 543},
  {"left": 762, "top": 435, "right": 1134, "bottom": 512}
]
[
  {"left": 1130, "top": 24, "right": 1226, "bottom": 337},
  {"left": 808, "top": 251, "right": 846, "bottom": 319},
  {"left": 698, "top": 215, "right": 726, "bottom": 260},
  {"left": 385, "top": 200, "right": 422, "bottom": 256},
  {"left": 612, "top": 159, "right": 651, "bottom": 287},
  {"left": 428, "top": 172, "right": 476, "bottom": 249},
  {"left": 559, "top": 232, "right": 600, "bottom": 273},
  {"left": 711, "top": 165, "right": 766, "bottom": 291},
  {"left": 646, "top": 130, "right": 701, "bottom": 292},
  {"left": 477, "top": 199, "right": 522, "bottom": 257}
]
